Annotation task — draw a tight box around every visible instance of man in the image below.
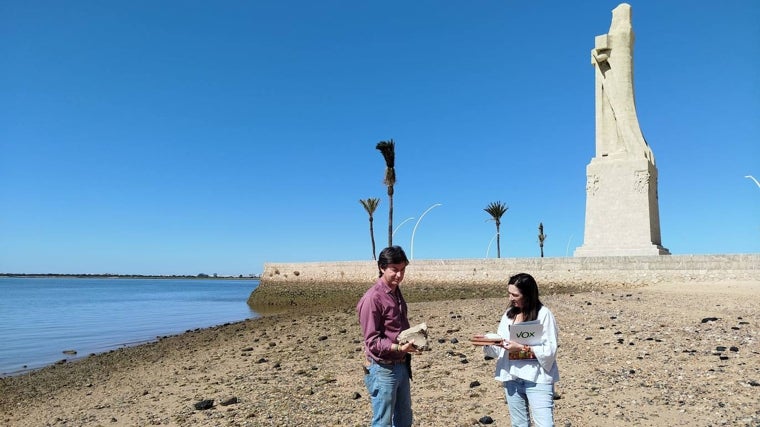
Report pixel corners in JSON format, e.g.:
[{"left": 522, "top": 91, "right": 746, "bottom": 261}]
[{"left": 357, "top": 245, "right": 418, "bottom": 427}]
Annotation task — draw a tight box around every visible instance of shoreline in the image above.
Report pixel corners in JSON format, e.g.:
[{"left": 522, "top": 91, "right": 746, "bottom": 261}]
[
  {"left": 1, "top": 281, "right": 758, "bottom": 426},
  {"left": 0, "top": 276, "right": 260, "bottom": 377}
]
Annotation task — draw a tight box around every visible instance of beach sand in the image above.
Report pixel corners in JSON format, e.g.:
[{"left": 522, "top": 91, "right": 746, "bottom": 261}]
[{"left": 1, "top": 281, "right": 758, "bottom": 426}]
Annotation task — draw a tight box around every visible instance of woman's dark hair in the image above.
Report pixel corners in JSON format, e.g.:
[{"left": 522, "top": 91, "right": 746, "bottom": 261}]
[
  {"left": 377, "top": 246, "right": 409, "bottom": 277},
  {"left": 506, "top": 273, "right": 543, "bottom": 321}
]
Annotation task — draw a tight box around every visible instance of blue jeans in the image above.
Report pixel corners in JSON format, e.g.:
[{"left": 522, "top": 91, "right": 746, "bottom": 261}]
[
  {"left": 364, "top": 361, "right": 412, "bottom": 427},
  {"left": 504, "top": 378, "right": 554, "bottom": 427}
]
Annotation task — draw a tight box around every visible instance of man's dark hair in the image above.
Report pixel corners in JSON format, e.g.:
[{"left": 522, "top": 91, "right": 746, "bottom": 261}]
[{"left": 377, "top": 246, "right": 409, "bottom": 277}]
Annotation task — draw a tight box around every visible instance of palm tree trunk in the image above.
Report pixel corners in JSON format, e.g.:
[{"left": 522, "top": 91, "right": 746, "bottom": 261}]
[
  {"left": 369, "top": 218, "right": 377, "bottom": 260},
  {"left": 387, "top": 187, "right": 394, "bottom": 247},
  {"left": 496, "top": 224, "right": 501, "bottom": 258}
]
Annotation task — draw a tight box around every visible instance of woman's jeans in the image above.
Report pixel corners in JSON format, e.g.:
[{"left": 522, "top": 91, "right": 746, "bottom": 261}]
[
  {"left": 364, "top": 361, "right": 412, "bottom": 427},
  {"left": 504, "top": 378, "right": 554, "bottom": 427}
]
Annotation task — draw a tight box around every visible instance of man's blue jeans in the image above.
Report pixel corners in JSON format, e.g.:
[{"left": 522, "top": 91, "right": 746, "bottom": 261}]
[
  {"left": 504, "top": 378, "right": 554, "bottom": 427},
  {"left": 364, "top": 361, "right": 412, "bottom": 427}
]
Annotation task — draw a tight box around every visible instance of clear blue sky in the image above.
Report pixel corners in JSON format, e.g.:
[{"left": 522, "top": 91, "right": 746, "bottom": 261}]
[{"left": 2, "top": 1, "right": 758, "bottom": 276}]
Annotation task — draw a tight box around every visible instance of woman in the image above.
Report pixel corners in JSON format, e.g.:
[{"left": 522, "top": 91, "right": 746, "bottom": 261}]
[{"left": 483, "top": 273, "right": 559, "bottom": 427}]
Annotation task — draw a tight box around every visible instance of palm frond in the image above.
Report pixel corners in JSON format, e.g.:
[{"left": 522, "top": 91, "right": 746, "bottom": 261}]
[
  {"left": 383, "top": 168, "right": 396, "bottom": 187},
  {"left": 359, "top": 198, "right": 381, "bottom": 215},
  {"left": 484, "top": 201, "right": 509, "bottom": 220},
  {"left": 376, "top": 139, "right": 395, "bottom": 168}
]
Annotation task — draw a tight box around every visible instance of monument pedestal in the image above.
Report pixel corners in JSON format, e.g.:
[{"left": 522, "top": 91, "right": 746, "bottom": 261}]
[
  {"left": 574, "top": 155, "right": 670, "bottom": 257},
  {"left": 575, "top": 4, "right": 669, "bottom": 258}
]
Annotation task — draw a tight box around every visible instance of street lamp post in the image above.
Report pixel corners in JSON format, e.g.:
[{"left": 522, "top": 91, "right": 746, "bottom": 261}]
[
  {"left": 392, "top": 217, "right": 415, "bottom": 238},
  {"left": 565, "top": 234, "right": 574, "bottom": 257},
  {"left": 486, "top": 232, "right": 499, "bottom": 258},
  {"left": 410, "top": 203, "right": 442, "bottom": 260}
]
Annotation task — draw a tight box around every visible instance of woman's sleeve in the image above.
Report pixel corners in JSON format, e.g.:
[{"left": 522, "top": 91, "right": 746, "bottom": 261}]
[
  {"left": 483, "top": 313, "right": 509, "bottom": 359},
  {"left": 532, "top": 307, "right": 559, "bottom": 371}
]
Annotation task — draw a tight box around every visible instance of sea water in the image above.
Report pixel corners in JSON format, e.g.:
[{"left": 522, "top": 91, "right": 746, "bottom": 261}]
[{"left": 0, "top": 277, "right": 259, "bottom": 376}]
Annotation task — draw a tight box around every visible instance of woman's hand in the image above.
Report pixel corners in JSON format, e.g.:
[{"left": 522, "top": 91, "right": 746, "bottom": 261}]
[
  {"left": 502, "top": 340, "right": 530, "bottom": 353},
  {"left": 502, "top": 340, "right": 517, "bottom": 350}
]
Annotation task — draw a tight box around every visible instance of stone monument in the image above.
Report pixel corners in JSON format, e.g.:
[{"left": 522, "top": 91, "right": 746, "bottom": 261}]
[{"left": 575, "top": 3, "right": 670, "bottom": 256}]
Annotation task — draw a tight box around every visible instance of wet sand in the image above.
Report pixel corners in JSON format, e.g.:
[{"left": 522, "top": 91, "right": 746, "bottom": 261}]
[{"left": 1, "top": 281, "right": 758, "bottom": 426}]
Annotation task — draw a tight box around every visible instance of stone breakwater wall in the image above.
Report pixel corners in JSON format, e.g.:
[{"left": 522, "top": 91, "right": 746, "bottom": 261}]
[{"left": 248, "top": 254, "right": 759, "bottom": 308}]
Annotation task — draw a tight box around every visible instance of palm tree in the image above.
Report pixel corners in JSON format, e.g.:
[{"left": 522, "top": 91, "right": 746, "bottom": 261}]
[
  {"left": 484, "top": 201, "right": 509, "bottom": 258},
  {"left": 538, "top": 222, "right": 547, "bottom": 258},
  {"left": 359, "top": 198, "right": 381, "bottom": 260},
  {"left": 376, "top": 139, "right": 396, "bottom": 246}
]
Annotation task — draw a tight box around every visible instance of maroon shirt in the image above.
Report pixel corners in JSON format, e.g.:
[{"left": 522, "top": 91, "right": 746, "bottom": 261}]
[{"left": 357, "top": 277, "right": 410, "bottom": 363}]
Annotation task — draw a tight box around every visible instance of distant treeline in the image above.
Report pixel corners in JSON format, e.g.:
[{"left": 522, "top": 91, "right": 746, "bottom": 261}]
[{"left": 0, "top": 273, "right": 260, "bottom": 279}]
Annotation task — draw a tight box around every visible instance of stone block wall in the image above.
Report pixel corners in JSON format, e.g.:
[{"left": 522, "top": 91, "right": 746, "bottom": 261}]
[{"left": 248, "top": 254, "right": 759, "bottom": 308}]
